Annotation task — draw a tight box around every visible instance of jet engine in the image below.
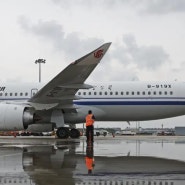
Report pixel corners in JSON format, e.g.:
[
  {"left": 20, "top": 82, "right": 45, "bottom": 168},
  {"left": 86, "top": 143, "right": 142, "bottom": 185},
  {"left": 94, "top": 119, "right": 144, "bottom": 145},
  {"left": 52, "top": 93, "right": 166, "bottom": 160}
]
[{"left": 0, "top": 104, "right": 35, "bottom": 130}]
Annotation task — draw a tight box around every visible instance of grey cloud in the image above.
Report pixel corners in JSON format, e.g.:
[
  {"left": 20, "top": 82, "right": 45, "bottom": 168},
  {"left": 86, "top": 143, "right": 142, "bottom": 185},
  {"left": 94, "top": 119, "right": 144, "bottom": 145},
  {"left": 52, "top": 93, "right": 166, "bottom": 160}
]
[
  {"left": 112, "top": 34, "right": 169, "bottom": 70},
  {"left": 18, "top": 16, "right": 64, "bottom": 46},
  {"left": 17, "top": 17, "right": 168, "bottom": 81},
  {"left": 125, "top": 0, "right": 185, "bottom": 15},
  {"left": 133, "top": 45, "right": 169, "bottom": 69},
  {"left": 140, "top": 0, "right": 185, "bottom": 14},
  {"left": 18, "top": 16, "right": 103, "bottom": 58},
  {"left": 52, "top": 0, "right": 185, "bottom": 14},
  {"left": 69, "top": 32, "right": 169, "bottom": 81},
  {"left": 51, "top": 0, "right": 126, "bottom": 8}
]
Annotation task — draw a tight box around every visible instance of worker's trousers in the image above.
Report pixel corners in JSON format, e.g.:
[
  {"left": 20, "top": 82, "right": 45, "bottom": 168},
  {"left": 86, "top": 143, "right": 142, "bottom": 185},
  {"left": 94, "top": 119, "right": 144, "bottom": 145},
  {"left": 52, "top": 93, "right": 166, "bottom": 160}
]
[{"left": 86, "top": 125, "right": 94, "bottom": 142}]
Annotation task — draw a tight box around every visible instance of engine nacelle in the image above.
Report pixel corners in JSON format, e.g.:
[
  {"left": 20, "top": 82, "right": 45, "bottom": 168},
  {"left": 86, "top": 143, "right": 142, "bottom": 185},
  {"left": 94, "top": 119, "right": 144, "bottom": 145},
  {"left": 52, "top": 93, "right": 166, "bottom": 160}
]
[{"left": 0, "top": 104, "right": 35, "bottom": 131}]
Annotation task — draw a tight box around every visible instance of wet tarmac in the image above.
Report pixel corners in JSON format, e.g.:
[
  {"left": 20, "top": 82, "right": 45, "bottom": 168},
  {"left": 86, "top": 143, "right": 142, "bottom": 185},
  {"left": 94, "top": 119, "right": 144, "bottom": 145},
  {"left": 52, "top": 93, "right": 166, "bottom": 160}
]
[{"left": 0, "top": 136, "right": 185, "bottom": 184}]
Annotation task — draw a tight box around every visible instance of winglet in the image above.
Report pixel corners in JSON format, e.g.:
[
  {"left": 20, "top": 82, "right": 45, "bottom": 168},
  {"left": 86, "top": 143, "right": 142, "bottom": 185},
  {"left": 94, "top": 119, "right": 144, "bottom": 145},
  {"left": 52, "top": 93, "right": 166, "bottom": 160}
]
[{"left": 72, "top": 42, "right": 111, "bottom": 65}]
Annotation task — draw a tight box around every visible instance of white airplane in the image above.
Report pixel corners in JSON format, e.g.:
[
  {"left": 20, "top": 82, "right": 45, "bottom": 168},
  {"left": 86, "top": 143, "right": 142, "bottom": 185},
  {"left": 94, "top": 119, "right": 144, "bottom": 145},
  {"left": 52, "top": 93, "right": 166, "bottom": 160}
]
[{"left": 0, "top": 42, "right": 185, "bottom": 139}]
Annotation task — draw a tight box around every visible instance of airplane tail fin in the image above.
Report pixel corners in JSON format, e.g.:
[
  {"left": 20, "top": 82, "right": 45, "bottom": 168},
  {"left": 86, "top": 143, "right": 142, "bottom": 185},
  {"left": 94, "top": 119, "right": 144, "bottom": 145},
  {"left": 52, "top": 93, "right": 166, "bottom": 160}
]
[{"left": 73, "top": 42, "right": 111, "bottom": 66}]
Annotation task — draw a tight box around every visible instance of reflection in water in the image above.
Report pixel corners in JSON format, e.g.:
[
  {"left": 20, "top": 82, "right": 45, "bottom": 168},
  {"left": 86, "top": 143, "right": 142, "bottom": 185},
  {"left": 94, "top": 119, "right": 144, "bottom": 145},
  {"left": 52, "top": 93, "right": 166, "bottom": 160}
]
[
  {"left": 0, "top": 139, "right": 184, "bottom": 184},
  {"left": 85, "top": 143, "right": 95, "bottom": 174},
  {"left": 0, "top": 145, "right": 76, "bottom": 185}
]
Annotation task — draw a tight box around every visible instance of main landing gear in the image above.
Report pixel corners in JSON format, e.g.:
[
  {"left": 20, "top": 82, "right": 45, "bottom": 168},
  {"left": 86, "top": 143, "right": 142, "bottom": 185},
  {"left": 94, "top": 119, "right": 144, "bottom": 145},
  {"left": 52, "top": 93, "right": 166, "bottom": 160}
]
[{"left": 56, "top": 127, "right": 80, "bottom": 139}]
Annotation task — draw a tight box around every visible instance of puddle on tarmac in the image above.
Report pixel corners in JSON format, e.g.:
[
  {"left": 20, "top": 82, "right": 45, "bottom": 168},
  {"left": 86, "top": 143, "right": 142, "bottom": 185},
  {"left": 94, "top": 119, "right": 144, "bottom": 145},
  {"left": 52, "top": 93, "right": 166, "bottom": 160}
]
[{"left": 0, "top": 137, "right": 184, "bottom": 184}]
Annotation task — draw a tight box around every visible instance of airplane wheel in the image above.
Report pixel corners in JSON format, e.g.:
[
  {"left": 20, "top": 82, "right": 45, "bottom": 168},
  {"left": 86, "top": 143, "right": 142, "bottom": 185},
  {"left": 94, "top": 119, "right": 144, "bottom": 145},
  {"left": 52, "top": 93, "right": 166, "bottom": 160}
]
[
  {"left": 56, "top": 127, "right": 69, "bottom": 139},
  {"left": 70, "top": 128, "right": 80, "bottom": 139}
]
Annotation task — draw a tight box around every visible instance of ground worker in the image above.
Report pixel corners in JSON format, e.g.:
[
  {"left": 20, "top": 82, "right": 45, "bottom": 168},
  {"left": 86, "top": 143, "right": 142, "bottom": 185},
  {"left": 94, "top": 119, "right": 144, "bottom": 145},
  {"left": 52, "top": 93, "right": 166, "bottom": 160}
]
[{"left": 85, "top": 110, "right": 95, "bottom": 143}]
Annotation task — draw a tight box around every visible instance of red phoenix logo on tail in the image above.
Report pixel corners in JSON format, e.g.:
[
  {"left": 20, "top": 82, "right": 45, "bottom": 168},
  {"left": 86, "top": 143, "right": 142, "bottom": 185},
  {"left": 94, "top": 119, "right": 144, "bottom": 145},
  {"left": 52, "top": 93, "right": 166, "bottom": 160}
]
[{"left": 94, "top": 49, "right": 104, "bottom": 58}]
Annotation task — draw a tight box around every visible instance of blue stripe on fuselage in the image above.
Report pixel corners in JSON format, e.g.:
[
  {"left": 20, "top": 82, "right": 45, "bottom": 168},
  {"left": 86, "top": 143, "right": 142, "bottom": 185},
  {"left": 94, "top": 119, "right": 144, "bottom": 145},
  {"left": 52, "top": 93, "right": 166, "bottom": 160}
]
[{"left": 74, "top": 100, "right": 185, "bottom": 106}]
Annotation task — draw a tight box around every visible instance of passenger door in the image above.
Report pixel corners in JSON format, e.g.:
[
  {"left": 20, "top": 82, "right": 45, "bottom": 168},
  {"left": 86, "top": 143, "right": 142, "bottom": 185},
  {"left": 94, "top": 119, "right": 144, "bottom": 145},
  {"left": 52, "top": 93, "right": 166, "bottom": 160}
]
[{"left": 31, "top": 88, "right": 38, "bottom": 97}]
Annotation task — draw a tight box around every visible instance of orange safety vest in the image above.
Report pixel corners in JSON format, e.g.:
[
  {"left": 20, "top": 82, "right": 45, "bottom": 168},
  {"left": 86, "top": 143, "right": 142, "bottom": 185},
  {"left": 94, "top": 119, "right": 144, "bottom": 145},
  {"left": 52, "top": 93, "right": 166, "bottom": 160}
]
[{"left": 86, "top": 114, "right": 94, "bottom": 127}]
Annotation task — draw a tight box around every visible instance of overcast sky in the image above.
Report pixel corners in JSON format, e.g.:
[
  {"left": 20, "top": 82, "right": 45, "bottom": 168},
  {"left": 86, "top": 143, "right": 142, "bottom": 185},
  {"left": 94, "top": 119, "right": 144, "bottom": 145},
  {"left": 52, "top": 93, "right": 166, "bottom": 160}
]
[{"left": 1, "top": 0, "right": 185, "bottom": 129}]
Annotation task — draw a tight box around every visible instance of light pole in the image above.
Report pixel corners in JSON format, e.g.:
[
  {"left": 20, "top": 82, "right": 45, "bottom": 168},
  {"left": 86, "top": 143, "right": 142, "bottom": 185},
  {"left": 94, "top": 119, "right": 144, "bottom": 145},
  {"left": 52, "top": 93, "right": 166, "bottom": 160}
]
[{"left": 35, "top": 59, "right": 46, "bottom": 83}]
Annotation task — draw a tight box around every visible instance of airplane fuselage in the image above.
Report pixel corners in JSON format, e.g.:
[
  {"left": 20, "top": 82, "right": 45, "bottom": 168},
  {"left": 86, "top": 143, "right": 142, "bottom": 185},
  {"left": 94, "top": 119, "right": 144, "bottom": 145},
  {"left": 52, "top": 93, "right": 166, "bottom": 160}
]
[
  {"left": 71, "top": 81, "right": 185, "bottom": 123},
  {"left": 1, "top": 81, "right": 185, "bottom": 124}
]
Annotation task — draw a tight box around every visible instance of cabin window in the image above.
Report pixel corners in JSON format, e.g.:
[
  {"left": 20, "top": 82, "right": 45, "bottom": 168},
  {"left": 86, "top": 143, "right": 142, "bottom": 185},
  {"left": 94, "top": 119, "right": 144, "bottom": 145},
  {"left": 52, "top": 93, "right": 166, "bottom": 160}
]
[
  {"left": 132, "top": 92, "right": 134, "bottom": 95},
  {"left": 148, "top": 91, "right": 151, "bottom": 95},
  {"left": 142, "top": 91, "right": 145, "bottom": 95},
  {"left": 115, "top": 91, "right": 118, "bottom": 95},
  {"left": 10, "top": 93, "right": 12, "bottom": 96},
  {"left": 153, "top": 91, "right": 156, "bottom": 95},
  {"left": 126, "top": 91, "right": 129, "bottom": 95},
  {"left": 83, "top": 92, "right": 86, "bottom": 95},
  {"left": 0, "top": 93, "right": 2, "bottom": 96},
  {"left": 20, "top": 93, "right": 23, "bottom": 96},
  {"left": 78, "top": 92, "right": 81, "bottom": 95},
  {"left": 94, "top": 92, "right": 97, "bottom": 95},
  {"left": 5, "top": 93, "right": 8, "bottom": 96},
  {"left": 25, "top": 92, "right": 28, "bottom": 96},
  {"left": 105, "top": 92, "right": 107, "bottom": 95},
  {"left": 15, "top": 93, "right": 17, "bottom": 96},
  {"left": 110, "top": 92, "right": 113, "bottom": 95},
  {"left": 121, "top": 92, "right": 124, "bottom": 95},
  {"left": 159, "top": 91, "right": 162, "bottom": 95},
  {"left": 137, "top": 92, "right": 140, "bottom": 95},
  {"left": 88, "top": 92, "right": 91, "bottom": 95},
  {"left": 170, "top": 91, "right": 173, "bottom": 95},
  {"left": 99, "top": 92, "right": 102, "bottom": 95},
  {"left": 164, "top": 91, "right": 167, "bottom": 95}
]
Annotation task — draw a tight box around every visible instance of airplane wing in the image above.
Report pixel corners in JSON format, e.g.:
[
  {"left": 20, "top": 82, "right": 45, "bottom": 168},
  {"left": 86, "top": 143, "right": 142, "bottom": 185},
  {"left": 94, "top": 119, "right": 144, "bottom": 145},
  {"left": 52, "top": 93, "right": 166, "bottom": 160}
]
[{"left": 28, "top": 42, "right": 111, "bottom": 111}]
